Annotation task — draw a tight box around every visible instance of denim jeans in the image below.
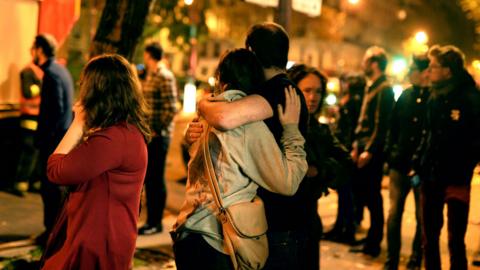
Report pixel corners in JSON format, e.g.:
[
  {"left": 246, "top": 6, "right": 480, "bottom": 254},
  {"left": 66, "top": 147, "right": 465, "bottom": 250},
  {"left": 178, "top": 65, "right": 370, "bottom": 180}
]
[{"left": 385, "top": 169, "right": 422, "bottom": 269}]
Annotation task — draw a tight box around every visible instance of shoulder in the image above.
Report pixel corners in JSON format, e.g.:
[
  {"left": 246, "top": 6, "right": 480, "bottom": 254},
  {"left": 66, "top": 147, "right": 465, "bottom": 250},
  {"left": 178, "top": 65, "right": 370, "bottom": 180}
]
[{"left": 158, "top": 67, "right": 175, "bottom": 81}]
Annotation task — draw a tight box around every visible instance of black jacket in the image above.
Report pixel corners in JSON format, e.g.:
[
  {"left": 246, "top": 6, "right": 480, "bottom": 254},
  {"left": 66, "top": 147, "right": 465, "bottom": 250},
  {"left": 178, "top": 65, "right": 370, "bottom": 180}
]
[
  {"left": 386, "top": 85, "right": 430, "bottom": 173},
  {"left": 416, "top": 74, "right": 480, "bottom": 185},
  {"left": 354, "top": 75, "right": 395, "bottom": 154}
]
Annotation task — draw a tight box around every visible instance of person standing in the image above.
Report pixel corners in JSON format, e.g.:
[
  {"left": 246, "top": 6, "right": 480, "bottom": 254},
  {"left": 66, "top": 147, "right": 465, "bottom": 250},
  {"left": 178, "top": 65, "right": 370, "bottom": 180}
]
[
  {"left": 287, "top": 64, "right": 353, "bottom": 269},
  {"left": 32, "top": 34, "right": 74, "bottom": 245},
  {"left": 11, "top": 51, "right": 43, "bottom": 196},
  {"left": 415, "top": 45, "right": 480, "bottom": 270},
  {"left": 383, "top": 54, "right": 430, "bottom": 270},
  {"left": 41, "top": 54, "right": 150, "bottom": 270},
  {"left": 350, "top": 46, "right": 395, "bottom": 257},
  {"left": 138, "top": 42, "right": 178, "bottom": 235}
]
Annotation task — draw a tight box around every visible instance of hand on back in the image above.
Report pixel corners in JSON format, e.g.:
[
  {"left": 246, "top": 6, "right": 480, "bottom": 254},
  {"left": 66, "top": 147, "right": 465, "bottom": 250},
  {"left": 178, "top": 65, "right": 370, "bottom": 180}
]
[{"left": 278, "top": 86, "right": 301, "bottom": 126}]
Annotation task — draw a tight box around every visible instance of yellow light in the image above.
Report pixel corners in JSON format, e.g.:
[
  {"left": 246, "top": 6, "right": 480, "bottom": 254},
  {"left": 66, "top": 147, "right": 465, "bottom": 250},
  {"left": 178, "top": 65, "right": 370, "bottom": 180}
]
[
  {"left": 472, "top": 60, "right": 480, "bottom": 70},
  {"left": 348, "top": 0, "right": 360, "bottom": 4},
  {"left": 414, "top": 31, "right": 428, "bottom": 44},
  {"left": 184, "top": 0, "right": 193, "bottom": 5},
  {"left": 183, "top": 82, "right": 197, "bottom": 113},
  {"left": 208, "top": 76, "right": 216, "bottom": 87}
]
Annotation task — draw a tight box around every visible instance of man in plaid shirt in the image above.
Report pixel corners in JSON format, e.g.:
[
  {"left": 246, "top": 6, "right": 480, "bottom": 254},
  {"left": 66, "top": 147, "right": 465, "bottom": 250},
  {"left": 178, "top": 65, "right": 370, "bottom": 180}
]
[{"left": 139, "top": 42, "right": 178, "bottom": 235}]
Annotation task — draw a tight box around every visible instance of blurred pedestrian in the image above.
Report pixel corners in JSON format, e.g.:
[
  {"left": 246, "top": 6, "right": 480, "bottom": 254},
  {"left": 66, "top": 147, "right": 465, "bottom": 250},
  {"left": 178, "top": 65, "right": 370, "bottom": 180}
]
[
  {"left": 172, "top": 48, "right": 307, "bottom": 270},
  {"left": 287, "top": 64, "right": 353, "bottom": 269},
  {"left": 138, "top": 41, "right": 178, "bottom": 235},
  {"left": 384, "top": 54, "right": 430, "bottom": 270},
  {"left": 10, "top": 48, "right": 43, "bottom": 196},
  {"left": 32, "top": 34, "right": 74, "bottom": 246},
  {"left": 41, "top": 54, "right": 151, "bottom": 270},
  {"left": 187, "top": 22, "right": 310, "bottom": 270},
  {"left": 325, "top": 73, "right": 366, "bottom": 244},
  {"left": 349, "top": 46, "right": 395, "bottom": 257},
  {"left": 414, "top": 45, "right": 480, "bottom": 270}
]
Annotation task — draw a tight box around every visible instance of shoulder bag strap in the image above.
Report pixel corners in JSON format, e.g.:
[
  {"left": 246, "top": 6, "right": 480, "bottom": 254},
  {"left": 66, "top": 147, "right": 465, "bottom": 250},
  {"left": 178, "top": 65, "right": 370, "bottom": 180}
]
[{"left": 202, "top": 125, "right": 226, "bottom": 212}]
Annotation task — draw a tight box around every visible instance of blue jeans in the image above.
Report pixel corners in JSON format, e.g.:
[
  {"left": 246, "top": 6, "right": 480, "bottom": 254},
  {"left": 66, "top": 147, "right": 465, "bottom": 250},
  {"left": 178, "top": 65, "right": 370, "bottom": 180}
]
[{"left": 385, "top": 169, "right": 422, "bottom": 269}]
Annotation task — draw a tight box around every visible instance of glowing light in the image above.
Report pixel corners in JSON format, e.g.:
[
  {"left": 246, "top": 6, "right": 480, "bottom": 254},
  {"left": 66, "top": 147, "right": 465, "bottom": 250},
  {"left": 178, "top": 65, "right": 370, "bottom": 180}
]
[
  {"left": 183, "top": 82, "right": 197, "bottom": 113},
  {"left": 208, "top": 76, "right": 216, "bottom": 87},
  {"left": 414, "top": 31, "right": 428, "bottom": 44},
  {"left": 325, "top": 93, "right": 337, "bottom": 106},
  {"left": 286, "top": 61, "right": 296, "bottom": 70},
  {"left": 472, "top": 60, "right": 480, "bottom": 70},
  {"left": 184, "top": 0, "right": 193, "bottom": 5},
  {"left": 348, "top": 0, "right": 360, "bottom": 4},
  {"left": 397, "top": 9, "right": 407, "bottom": 20},
  {"left": 391, "top": 57, "right": 408, "bottom": 75},
  {"left": 392, "top": 84, "right": 404, "bottom": 101}
]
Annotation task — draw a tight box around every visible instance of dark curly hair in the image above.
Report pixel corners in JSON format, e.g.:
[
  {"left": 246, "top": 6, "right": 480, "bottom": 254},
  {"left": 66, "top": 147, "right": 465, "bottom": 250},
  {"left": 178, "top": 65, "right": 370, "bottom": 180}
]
[{"left": 78, "top": 54, "right": 151, "bottom": 142}]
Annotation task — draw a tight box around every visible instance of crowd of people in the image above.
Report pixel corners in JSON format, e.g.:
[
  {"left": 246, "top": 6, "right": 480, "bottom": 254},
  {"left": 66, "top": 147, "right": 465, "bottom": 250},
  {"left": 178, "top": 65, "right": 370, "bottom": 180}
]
[{"left": 4, "top": 20, "right": 480, "bottom": 270}]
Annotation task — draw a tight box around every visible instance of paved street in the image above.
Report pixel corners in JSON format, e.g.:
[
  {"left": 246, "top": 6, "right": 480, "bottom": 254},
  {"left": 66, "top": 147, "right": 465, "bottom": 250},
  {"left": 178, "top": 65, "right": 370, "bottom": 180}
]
[{"left": 1, "top": 112, "right": 480, "bottom": 269}]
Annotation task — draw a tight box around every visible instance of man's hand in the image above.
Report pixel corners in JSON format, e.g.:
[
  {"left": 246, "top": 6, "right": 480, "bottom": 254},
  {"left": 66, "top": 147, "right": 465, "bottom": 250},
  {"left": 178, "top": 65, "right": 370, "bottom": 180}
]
[
  {"left": 278, "top": 86, "right": 301, "bottom": 126},
  {"left": 357, "top": 151, "right": 373, "bottom": 168},
  {"left": 185, "top": 116, "right": 203, "bottom": 145}
]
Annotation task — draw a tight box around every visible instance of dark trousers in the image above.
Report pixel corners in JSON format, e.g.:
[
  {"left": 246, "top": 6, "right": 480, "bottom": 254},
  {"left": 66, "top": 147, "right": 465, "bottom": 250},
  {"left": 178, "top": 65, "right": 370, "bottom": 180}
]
[
  {"left": 145, "top": 136, "right": 169, "bottom": 226},
  {"left": 352, "top": 153, "right": 385, "bottom": 249},
  {"left": 263, "top": 229, "right": 308, "bottom": 270},
  {"left": 385, "top": 169, "right": 422, "bottom": 269},
  {"left": 173, "top": 233, "right": 233, "bottom": 270},
  {"left": 14, "top": 128, "right": 39, "bottom": 185},
  {"left": 421, "top": 182, "right": 470, "bottom": 270},
  {"left": 332, "top": 183, "right": 356, "bottom": 237},
  {"left": 39, "top": 150, "right": 64, "bottom": 233}
]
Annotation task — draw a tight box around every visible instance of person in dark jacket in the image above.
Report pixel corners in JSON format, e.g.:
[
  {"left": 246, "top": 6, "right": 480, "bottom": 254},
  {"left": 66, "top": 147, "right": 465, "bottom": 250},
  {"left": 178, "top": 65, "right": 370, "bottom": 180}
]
[
  {"left": 350, "top": 46, "right": 395, "bottom": 257},
  {"left": 32, "top": 34, "right": 74, "bottom": 246},
  {"left": 414, "top": 45, "right": 480, "bottom": 270},
  {"left": 288, "top": 64, "right": 353, "bottom": 270},
  {"left": 384, "top": 54, "right": 430, "bottom": 270},
  {"left": 325, "top": 73, "right": 365, "bottom": 244}
]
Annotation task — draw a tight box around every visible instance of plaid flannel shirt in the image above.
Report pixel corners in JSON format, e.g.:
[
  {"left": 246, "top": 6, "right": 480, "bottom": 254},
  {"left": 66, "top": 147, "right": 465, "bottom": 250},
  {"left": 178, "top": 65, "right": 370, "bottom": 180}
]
[{"left": 142, "top": 64, "right": 178, "bottom": 138}]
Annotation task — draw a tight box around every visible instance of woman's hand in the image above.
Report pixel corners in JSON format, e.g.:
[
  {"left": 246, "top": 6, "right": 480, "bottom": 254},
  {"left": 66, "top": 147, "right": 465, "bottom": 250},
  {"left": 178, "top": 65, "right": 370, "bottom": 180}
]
[
  {"left": 72, "top": 102, "right": 86, "bottom": 129},
  {"left": 278, "top": 86, "right": 301, "bottom": 126},
  {"left": 185, "top": 116, "right": 203, "bottom": 145}
]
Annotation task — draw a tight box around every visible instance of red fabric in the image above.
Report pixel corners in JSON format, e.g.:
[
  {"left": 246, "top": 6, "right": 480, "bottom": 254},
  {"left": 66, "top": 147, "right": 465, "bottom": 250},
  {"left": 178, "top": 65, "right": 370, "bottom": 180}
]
[
  {"left": 42, "top": 123, "right": 148, "bottom": 270},
  {"left": 38, "top": 0, "right": 80, "bottom": 45}
]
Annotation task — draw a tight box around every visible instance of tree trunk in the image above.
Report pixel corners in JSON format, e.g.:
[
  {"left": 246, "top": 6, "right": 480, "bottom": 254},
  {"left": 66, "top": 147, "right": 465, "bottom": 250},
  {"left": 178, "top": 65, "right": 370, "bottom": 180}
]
[{"left": 90, "top": 0, "right": 152, "bottom": 61}]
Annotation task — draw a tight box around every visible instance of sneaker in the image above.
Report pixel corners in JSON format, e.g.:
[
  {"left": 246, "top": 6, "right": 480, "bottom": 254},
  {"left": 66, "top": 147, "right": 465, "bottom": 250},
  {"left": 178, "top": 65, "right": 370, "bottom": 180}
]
[{"left": 138, "top": 224, "right": 163, "bottom": 235}]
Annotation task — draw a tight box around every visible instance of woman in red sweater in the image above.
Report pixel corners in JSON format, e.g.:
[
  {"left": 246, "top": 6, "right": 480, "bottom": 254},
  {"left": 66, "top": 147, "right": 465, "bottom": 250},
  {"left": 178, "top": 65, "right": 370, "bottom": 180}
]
[{"left": 41, "top": 54, "right": 151, "bottom": 270}]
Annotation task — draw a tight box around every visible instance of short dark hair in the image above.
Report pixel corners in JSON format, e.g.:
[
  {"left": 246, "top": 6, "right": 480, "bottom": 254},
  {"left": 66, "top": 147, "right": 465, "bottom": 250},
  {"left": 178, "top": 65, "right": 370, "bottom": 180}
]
[
  {"left": 215, "top": 48, "right": 265, "bottom": 95},
  {"left": 411, "top": 54, "right": 430, "bottom": 71},
  {"left": 33, "top": 34, "right": 57, "bottom": 57},
  {"left": 287, "top": 64, "right": 328, "bottom": 114},
  {"left": 428, "top": 45, "right": 466, "bottom": 78},
  {"left": 78, "top": 54, "right": 151, "bottom": 142},
  {"left": 365, "top": 46, "right": 388, "bottom": 72},
  {"left": 245, "top": 22, "right": 289, "bottom": 69},
  {"left": 145, "top": 42, "right": 163, "bottom": 61}
]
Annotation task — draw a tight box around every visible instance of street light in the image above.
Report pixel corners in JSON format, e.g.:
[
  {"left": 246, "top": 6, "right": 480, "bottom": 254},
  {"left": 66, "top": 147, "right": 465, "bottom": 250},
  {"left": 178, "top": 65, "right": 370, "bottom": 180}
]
[
  {"left": 414, "top": 31, "right": 428, "bottom": 44},
  {"left": 184, "top": 0, "right": 193, "bottom": 6},
  {"left": 348, "top": 0, "right": 360, "bottom": 5}
]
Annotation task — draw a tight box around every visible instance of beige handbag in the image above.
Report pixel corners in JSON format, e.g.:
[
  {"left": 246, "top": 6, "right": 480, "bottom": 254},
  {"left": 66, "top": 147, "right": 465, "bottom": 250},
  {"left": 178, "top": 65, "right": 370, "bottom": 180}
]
[{"left": 202, "top": 127, "right": 269, "bottom": 270}]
